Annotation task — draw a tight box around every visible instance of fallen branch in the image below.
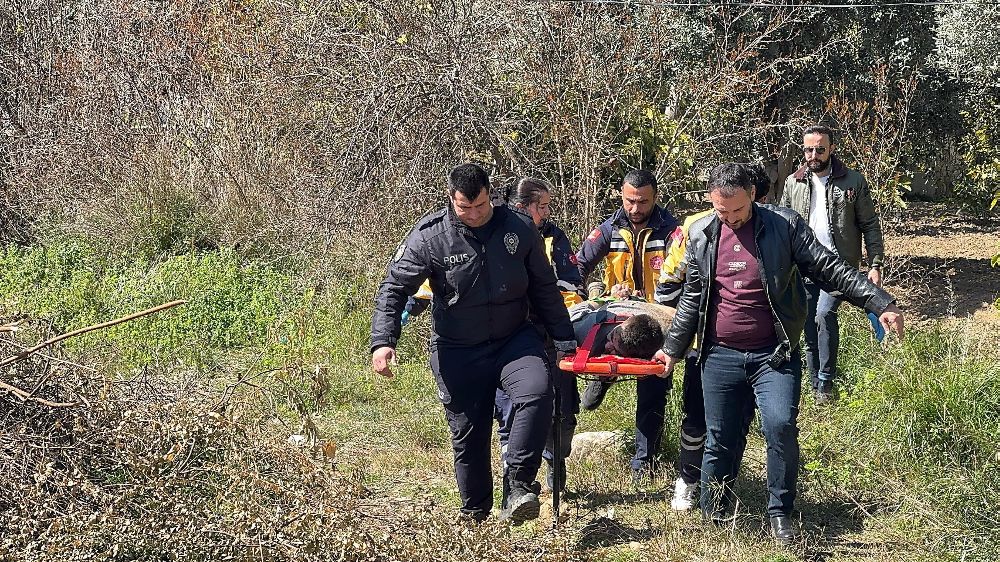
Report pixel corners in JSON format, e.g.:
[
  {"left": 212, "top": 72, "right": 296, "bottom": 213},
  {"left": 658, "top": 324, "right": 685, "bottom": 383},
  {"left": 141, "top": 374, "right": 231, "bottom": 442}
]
[
  {"left": 0, "top": 379, "right": 77, "bottom": 407},
  {"left": 0, "top": 300, "right": 187, "bottom": 407},
  {"left": 0, "top": 320, "right": 25, "bottom": 333},
  {"left": 0, "top": 300, "right": 187, "bottom": 369}
]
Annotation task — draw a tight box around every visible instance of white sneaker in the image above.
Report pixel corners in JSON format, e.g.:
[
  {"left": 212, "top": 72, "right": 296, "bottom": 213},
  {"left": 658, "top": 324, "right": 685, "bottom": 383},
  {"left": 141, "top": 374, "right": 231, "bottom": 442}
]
[{"left": 670, "top": 477, "right": 698, "bottom": 511}]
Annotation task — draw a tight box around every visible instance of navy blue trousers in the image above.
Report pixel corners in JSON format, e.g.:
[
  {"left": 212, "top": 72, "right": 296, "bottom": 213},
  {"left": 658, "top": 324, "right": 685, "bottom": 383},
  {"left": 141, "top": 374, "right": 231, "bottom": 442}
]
[
  {"left": 429, "top": 324, "right": 552, "bottom": 518},
  {"left": 677, "top": 357, "right": 706, "bottom": 484}
]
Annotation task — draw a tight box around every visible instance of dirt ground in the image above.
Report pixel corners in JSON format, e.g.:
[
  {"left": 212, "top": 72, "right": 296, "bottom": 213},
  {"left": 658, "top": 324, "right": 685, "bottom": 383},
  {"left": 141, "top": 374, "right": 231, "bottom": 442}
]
[{"left": 879, "top": 201, "right": 999, "bottom": 330}]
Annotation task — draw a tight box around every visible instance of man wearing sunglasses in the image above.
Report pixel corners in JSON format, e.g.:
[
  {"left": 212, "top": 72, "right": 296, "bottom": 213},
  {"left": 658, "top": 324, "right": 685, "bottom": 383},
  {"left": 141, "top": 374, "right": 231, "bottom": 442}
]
[{"left": 779, "top": 125, "right": 885, "bottom": 404}]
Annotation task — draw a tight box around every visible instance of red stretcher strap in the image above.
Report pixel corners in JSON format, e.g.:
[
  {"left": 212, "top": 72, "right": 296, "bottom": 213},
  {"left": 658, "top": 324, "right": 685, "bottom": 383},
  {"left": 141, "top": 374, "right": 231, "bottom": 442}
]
[{"left": 571, "top": 319, "right": 616, "bottom": 372}]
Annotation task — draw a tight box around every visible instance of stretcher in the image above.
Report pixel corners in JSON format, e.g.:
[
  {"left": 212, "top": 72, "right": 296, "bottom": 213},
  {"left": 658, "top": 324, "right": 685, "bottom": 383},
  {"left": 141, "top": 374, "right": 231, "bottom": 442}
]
[
  {"left": 557, "top": 317, "right": 666, "bottom": 379},
  {"left": 548, "top": 316, "right": 666, "bottom": 528}
]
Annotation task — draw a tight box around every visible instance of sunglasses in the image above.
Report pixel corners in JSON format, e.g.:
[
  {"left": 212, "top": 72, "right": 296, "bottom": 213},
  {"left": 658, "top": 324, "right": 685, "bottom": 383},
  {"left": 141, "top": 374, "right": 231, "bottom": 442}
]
[{"left": 803, "top": 146, "right": 827, "bottom": 155}]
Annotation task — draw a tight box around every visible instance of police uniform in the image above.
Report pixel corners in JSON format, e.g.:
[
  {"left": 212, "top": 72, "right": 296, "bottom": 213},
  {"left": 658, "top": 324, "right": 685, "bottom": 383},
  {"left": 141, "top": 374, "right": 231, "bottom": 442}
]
[
  {"left": 496, "top": 218, "right": 584, "bottom": 474},
  {"left": 575, "top": 204, "right": 678, "bottom": 473},
  {"left": 405, "top": 214, "right": 585, "bottom": 483},
  {"left": 371, "top": 204, "right": 576, "bottom": 519}
]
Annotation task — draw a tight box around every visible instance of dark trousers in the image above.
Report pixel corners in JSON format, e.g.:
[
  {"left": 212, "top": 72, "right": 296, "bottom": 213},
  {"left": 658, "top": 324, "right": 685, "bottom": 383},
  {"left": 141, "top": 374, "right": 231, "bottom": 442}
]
[
  {"left": 677, "top": 356, "right": 706, "bottom": 484},
  {"left": 632, "top": 375, "right": 671, "bottom": 470},
  {"left": 430, "top": 324, "right": 552, "bottom": 518},
  {"left": 496, "top": 351, "right": 579, "bottom": 464},
  {"left": 700, "top": 343, "right": 802, "bottom": 518},
  {"left": 803, "top": 281, "right": 842, "bottom": 387}
]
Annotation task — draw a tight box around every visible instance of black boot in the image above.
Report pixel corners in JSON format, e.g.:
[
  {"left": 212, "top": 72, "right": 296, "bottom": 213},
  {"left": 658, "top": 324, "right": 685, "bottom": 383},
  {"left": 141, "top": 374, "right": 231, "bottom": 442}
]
[
  {"left": 499, "top": 475, "right": 541, "bottom": 525},
  {"left": 545, "top": 459, "right": 567, "bottom": 492},
  {"left": 580, "top": 380, "right": 612, "bottom": 411},
  {"left": 814, "top": 379, "right": 835, "bottom": 405},
  {"left": 770, "top": 515, "right": 798, "bottom": 545}
]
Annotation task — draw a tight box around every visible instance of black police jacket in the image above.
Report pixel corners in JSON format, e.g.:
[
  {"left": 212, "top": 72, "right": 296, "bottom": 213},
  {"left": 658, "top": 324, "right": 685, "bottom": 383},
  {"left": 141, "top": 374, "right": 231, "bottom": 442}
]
[
  {"left": 662, "top": 204, "right": 896, "bottom": 364},
  {"left": 371, "top": 204, "right": 576, "bottom": 352}
]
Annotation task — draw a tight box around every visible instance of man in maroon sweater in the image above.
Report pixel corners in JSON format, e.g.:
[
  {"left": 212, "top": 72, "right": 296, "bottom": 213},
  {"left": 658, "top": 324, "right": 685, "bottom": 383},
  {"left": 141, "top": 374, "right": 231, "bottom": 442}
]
[{"left": 658, "top": 163, "right": 904, "bottom": 544}]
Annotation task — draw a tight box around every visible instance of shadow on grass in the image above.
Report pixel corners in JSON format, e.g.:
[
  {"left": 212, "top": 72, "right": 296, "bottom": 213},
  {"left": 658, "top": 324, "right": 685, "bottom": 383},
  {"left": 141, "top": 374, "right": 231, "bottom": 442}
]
[
  {"left": 574, "top": 515, "right": 660, "bottom": 549},
  {"left": 564, "top": 466, "right": 905, "bottom": 559},
  {"left": 716, "top": 472, "right": 906, "bottom": 561},
  {"left": 569, "top": 487, "right": 669, "bottom": 511}
]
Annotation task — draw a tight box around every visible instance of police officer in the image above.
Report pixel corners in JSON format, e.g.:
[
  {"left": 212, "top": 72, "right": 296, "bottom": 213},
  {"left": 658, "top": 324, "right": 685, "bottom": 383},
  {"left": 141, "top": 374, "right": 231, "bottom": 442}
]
[
  {"left": 575, "top": 168, "right": 679, "bottom": 484},
  {"left": 371, "top": 164, "right": 577, "bottom": 524}
]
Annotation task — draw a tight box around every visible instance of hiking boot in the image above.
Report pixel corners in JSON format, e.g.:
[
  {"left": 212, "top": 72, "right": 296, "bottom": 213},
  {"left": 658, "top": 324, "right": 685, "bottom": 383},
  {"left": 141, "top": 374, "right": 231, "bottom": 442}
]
[
  {"left": 545, "top": 460, "right": 567, "bottom": 493},
  {"left": 456, "top": 510, "right": 489, "bottom": 525},
  {"left": 814, "top": 380, "right": 835, "bottom": 405},
  {"left": 581, "top": 380, "right": 612, "bottom": 411},
  {"left": 670, "top": 477, "right": 699, "bottom": 511},
  {"left": 770, "top": 515, "right": 798, "bottom": 546},
  {"left": 499, "top": 479, "right": 541, "bottom": 525}
]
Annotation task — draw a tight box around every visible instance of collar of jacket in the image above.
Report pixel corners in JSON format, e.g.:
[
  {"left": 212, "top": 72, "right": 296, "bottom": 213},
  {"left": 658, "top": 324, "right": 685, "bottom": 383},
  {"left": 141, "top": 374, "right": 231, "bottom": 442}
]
[
  {"left": 691, "top": 209, "right": 722, "bottom": 241},
  {"left": 792, "top": 155, "right": 849, "bottom": 181},
  {"left": 690, "top": 205, "right": 764, "bottom": 241},
  {"left": 610, "top": 204, "right": 672, "bottom": 230}
]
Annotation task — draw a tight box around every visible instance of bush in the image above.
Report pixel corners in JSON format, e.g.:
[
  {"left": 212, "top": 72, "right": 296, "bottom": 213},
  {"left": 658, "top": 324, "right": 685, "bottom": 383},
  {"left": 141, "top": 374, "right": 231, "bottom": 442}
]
[{"left": 0, "top": 348, "right": 581, "bottom": 562}]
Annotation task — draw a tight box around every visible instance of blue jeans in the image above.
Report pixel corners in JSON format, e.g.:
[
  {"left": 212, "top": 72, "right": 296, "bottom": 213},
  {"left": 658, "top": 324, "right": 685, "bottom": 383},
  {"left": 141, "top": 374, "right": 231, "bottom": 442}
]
[
  {"left": 700, "top": 342, "right": 802, "bottom": 518},
  {"left": 803, "top": 281, "right": 842, "bottom": 387}
]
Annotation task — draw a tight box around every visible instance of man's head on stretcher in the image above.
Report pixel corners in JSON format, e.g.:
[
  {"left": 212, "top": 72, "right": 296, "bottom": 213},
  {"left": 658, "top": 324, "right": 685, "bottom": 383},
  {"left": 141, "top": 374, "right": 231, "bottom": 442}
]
[{"left": 603, "top": 314, "right": 663, "bottom": 360}]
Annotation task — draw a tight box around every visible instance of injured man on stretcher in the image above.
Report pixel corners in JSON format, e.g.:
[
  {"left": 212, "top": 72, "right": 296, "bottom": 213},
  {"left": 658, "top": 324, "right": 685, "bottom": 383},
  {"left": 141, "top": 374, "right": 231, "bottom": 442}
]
[{"left": 566, "top": 299, "right": 674, "bottom": 362}]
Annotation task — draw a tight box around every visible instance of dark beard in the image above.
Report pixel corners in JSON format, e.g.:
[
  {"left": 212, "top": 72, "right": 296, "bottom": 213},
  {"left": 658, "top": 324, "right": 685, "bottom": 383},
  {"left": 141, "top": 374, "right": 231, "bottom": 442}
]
[{"left": 807, "top": 158, "right": 830, "bottom": 173}]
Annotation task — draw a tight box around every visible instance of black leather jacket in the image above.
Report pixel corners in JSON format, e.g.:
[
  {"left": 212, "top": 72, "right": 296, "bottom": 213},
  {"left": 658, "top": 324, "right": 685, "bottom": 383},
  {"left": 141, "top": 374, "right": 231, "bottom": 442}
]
[
  {"left": 663, "top": 204, "right": 896, "bottom": 363},
  {"left": 371, "top": 204, "right": 575, "bottom": 352}
]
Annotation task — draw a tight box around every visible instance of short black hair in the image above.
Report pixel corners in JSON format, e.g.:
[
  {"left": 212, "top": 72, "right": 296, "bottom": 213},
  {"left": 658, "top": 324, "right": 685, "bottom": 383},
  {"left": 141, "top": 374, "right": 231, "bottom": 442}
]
[
  {"left": 706, "top": 162, "right": 752, "bottom": 198},
  {"left": 743, "top": 162, "right": 770, "bottom": 202},
  {"left": 623, "top": 169, "right": 657, "bottom": 192},
  {"left": 803, "top": 124, "right": 835, "bottom": 145},
  {"left": 448, "top": 163, "right": 490, "bottom": 201},
  {"left": 616, "top": 314, "right": 663, "bottom": 360}
]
